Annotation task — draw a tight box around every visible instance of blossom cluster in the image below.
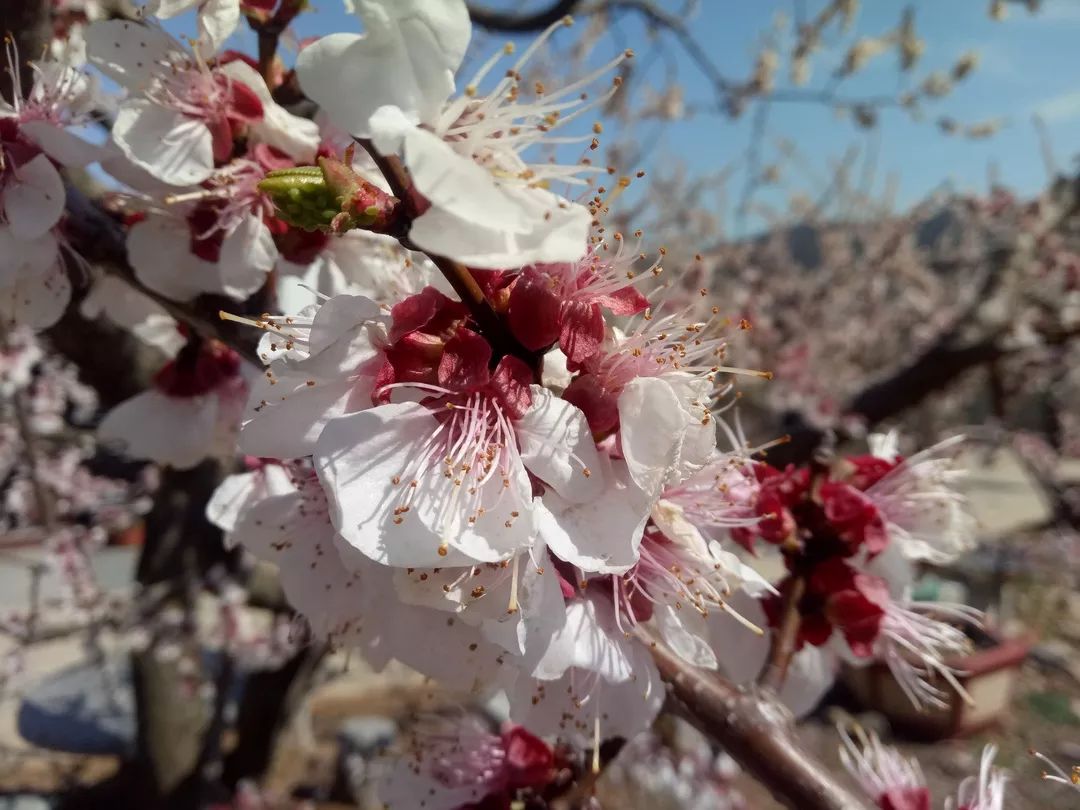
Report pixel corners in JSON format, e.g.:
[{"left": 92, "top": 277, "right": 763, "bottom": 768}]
[
  {"left": 723, "top": 433, "right": 980, "bottom": 709},
  {"left": 2, "top": 0, "right": 1000, "bottom": 806}
]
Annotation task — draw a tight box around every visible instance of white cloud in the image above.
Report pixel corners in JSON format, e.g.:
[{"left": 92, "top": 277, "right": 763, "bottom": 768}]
[{"left": 1034, "top": 90, "right": 1080, "bottom": 122}]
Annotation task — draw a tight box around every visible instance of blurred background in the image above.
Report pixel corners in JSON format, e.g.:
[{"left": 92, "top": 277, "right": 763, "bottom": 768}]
[{"left": 1, "top": 1, "right": 1079, "bottom": 808}]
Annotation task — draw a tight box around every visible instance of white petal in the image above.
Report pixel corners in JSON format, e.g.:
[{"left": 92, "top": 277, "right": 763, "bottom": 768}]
[
  {"left": 196, "top": 0, "right": 240, "bottom": 54},
  {"left": 4, "top": 154, "right": 65, "bottom": 239},
  {"left": 408, "top": 191, "right": 590, "bottom": 269},
  {"left": 707, "top": 590, "right": 769, "bottom": 686},
  {"left": 126, "top": 214, "right": 201, "bottom": 301},
  {"left": 307, "top": 293, "right": 384, "bottom": 358},
  {"left": 373, "top": 114, "right": 531, "bottom": 233},
  {"left": 21, "top": 121, "right": 105, "bottom": 167},
  {"left": 231, "top": 490, "right": 370, "bottom": 643},
  {"left": 529, "top": 597, "right": 634, "bottom": 682},
  {"left": 112, "top": 100, "right": 214, "bottom": 186},
  {"left": 297, "top": 0, "right": 469, "bottom": 136},
  {"left": 217, "top": 214, "right": 276, "bottom": 299},
  {"left": 655, "top": 603, "right": 717, "bottom": 669},
  {"left": 219, "top": 60, "right": 318, "bottom": 161},
  {"left": 84, "top": 20, "right": 181, "bottom": 89},
  {"left": 80, "top": 274, "right": 184, "bottom": 356},
  {"left": 779, "top": 645, "right": 838, "bottom": 719},
  {"left": 509, "top": 642, "right": 664, "bottom": 745},
  {"left": 516, "top": 385, "right": 603, "bottom": 504},
  {"left": 206, "top": 470, "right": 259, "bottom": 534},
  {"left": 238, "top": 371, "right": 361, "bottom": 459},
  {"left": 619, "top": 373, "right": 714, "bottom": 498},
  {"left": 98, "top": 390, "right": 219, "bottom": 469},
  {"left": 536, "top": 458, "right": 649, "bottom": 574},
  {"left": 0, "top": 227, "right": 57, "bottom": 281},
  {"left": 315, "top": 402, "right": 535, "bottom": 567},
  {"left": 0, "top": 240, "right": 70, "bottom": 331}
]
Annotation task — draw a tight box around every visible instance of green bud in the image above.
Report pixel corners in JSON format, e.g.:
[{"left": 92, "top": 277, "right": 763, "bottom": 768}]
[
  {"left": 259, "top": 167, "right": 343, "bottom": 232},
  {"left": 258, "top": 159, "right": 397, "bottom": 234}
]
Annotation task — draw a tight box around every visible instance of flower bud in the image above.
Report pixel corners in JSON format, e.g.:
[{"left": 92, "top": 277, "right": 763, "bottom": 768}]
[{"left": 258, "top": 154, "right": 399, "bottom": 234}]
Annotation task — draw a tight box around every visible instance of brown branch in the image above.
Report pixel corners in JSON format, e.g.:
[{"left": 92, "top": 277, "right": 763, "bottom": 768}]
[
  {"left": 642, "top": 628, "right": 870, "bottom": 810},
  {"left": 256, "top": 28, "right": 279, "bottom": 86},
  {"left": 468, "top": 0, "right": 582, "bottom": 32},
  {"left": 760, "top": 574, "right": 806, "bottom": 691}
]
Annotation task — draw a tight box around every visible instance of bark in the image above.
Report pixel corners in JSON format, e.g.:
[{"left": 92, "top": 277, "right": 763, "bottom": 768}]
[{"left": 646, "top": 634, "right": 870, "bottom": 810}]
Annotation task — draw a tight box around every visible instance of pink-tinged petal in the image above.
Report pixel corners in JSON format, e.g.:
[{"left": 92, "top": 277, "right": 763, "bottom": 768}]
[
  {"left": 507, "top": 268, "right": 561, "bottom": 351},
  {"left": 85, "top": 20, "right": 181, "bottom": 88},
  {"left": 516, "top": 385, "right": 602, "bottom": 504},
  {"left": 219, "top": 60, "right": 319, "bottom": 162},
  {"left": 489, "top": 355, "right": 533, "bottom": 420},
  {"left": 112, "top": 100, "right": 214, "bottom": 186},
  {"left": 562, "top": 373, "right": 619, "bottom": 435},
  {"left": 21, "top": 121, "right": 105, "bottom": 168},
  {"left": 98, "top": 390, "right": 219, "bottom": 469},
  {"left": 4, "top": 154, "right": 65, "bottom": 240},
  {"left": 437, "top": 327, "right": 491, "bottom": 391},
  {"left": 559, "top": 300, "right": 605, "bottom": 365},
  {"left": 314, "top": 402, "right": 534, "bottom": 567},
  {"left": 389, "top": 285, "right": 463, "bottom": 342},
  {"left": 595, "top": 285, "right": 649, "bottom": 316}
]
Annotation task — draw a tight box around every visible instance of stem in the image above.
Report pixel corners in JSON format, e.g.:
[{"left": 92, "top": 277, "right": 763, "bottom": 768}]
[
  {"left": 256, "top": 27, "right": 279, "bottom": 87},
  {"left": 355, "top": 138, "right": 538, "bottom": 368},
  {"left": 760, "top": 573, "right": 805, "bottom": 691},
  {"left": 642, "top": 629, "right": 870, "bottom": 810}
]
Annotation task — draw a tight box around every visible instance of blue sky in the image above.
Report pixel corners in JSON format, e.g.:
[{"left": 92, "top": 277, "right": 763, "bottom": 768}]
[{"left": 171, "top": 0, "right": 1080, "bottom": 236}]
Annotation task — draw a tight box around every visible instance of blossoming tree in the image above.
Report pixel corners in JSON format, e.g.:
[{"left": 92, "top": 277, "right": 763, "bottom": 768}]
[{"left": 0, "top": 1, "right": 1076, "bottom": 809}]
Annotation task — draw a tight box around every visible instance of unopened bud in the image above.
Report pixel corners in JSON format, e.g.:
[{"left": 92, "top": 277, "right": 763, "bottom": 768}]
[{"left": 259, "top": 153, "right": 399, "bottom": 234}]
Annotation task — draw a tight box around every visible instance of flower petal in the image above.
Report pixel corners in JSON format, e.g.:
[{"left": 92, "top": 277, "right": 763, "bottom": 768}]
[
  {"left": 315, "top": 402, "right": 535, "bottom": 567},
  {"left": 4, "top": 154, "right": 65, "bottom": 239},
  {"left": 516, "top": 385, "right": 603, "bottom": 504},
  {"left": 85, "top": 20, "right": 181, "bottom": 88},
  {"left": 98, "top": 390, "right": 219, "bottom": 469},
  {"left": 112, "top": 100, "right": 214, "bottom": 186}
]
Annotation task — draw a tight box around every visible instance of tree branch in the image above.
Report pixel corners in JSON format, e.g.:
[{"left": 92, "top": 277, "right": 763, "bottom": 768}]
[
  {"left": 467, "top": 0, "right": 582, "bottom": 32},
  {"left": 642, "top": 629, "right": 870, "bottom": 810}
]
